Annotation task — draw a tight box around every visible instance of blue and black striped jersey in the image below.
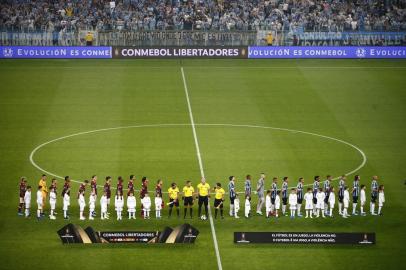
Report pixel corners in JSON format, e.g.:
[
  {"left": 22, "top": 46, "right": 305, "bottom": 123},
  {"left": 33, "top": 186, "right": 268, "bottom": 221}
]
[
  {"left": 244, "top": 179, "right": 251, "bottom": 196},
  {"left": 296, "top": 182, "right": 303, "bottom": 199},
  {"left": 352, "top": 180, "right": 360, "bottom": 197},
  {"left": 281, "top": 181, "right": 288, "bottom": 198},
  {"left": 271, "top": 182, "right": 278, "bottom": 198},
  {"left": 228, "top": 181, "right": 236, "bottom": 198}
]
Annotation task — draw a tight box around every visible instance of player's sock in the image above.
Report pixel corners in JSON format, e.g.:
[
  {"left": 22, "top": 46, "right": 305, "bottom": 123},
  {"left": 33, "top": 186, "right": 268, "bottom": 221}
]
[
  {"left": 352, "top": 203, "right": 357, "bottom": 214},
  {"left": 37, "top": 209, "right": 40, "bottom": 218},
  {"left": 322, "top": 210, "right": 325, "bottom": 217},
  {"left": 176, "top": 208, "right": 179, "bottom": 217},
  {"left": 168, "top": 208, "right": 172, "bottom": 217},
  {"left": 25, "top": 209, "right": 29, "bottom": 217},
  {"left": 378, "top": 206, "right": 382, "bottom": 215},
  {"left": 360, "top": 206, "right": 364, "bottom": 214},
  {"left": 215, "top": 208, "right": 218, "bottom": 218},
  {"left": 198, "top": 205, "right": 202, "bottom": 217},
  {"left": 220, "top": 209, "right": 224, "bottom": 217},
  {"left": 338, "top": 203, "right": 342, "bottom": 214},
  {"left": 330, "top": 208, "right": 333, "bottom": 216},
  {"left": 282, "top": 205, "right": 286, "bottom": 215},
  {"left": 184, "top": 208, "right": 187, "bottom": 218},
  {"left": 297, "top": 204, "right": 301, "bottom": 215},
  {"left": 371, "top": 203, "right": 375, "bottom": 214},
  {"left": 190, "top": 208, "right": 193, "bottom": 218},
  {"left": 204, "top": 205, "right": 208, "bottom": 217}
]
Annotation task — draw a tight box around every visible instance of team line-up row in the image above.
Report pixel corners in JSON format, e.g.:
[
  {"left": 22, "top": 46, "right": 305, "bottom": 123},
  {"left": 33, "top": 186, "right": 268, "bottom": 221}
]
[{"left": 17, "top": 173, "right": 385, "bottom": 220}]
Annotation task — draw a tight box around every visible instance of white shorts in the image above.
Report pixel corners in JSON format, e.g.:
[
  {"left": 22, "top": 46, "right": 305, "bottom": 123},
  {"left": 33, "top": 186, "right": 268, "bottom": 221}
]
[
  {"left": 155, "top": 206, "right": 162, "bottom": 211},
  {"left": 316, "top": 202, "right": 324, "bottom": 209},
  {"left": 25, "top": 203, "right": 30, "bottom": 209},
  {"left": 128, "top": 208, "right": 135, "bottom": 213},
  {"left": 275, "top": 203, "right": 280, "bottom": 210},
  {"left": 20, "top": 197, "right": 24, "bottom": 203},
  {"left": 37, "top": 203, "right": 43, "bottom": 210},
  {"left": 344, "top": 201, "right": 349, "bottom": 208},
  {"left": 101, "top": 206, "right": 107, "bottom": 213},
  {"left": 115, "top": 206, "right": 123, "bottom": 212},
  {"left": 361, "top": 200, "right": 366, "bottom": 206},
  {"left": 80, "top": 204, "right": 85, "bottom": 211},
  {"left": 50, "top": 202, "right": 56, "bottom": 210},
  {"left": 289, "top": 205, "right": 296, "bottom": 210},
  {"left": 329, "top": 203, "right": 335, "bottom": 209},
  {"left": 379, "top": 202, "right": 384, "bottom": 207}
]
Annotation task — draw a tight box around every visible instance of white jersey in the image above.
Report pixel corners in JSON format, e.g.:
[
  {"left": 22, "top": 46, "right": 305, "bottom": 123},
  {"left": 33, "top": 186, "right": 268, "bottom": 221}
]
[
  {"left": 289, "top": 193, "right": 297, "bottom": 210},
  {"left": 343, "top": 190, "right": 350, "bottom": 208},
  {"left": 115, "top": 195, "right": 124, "bottom": 211},
  {"left": 304, "top": 192, "right": 313, "bottom": 210},
  {"left": 63, "top": 193, "right": 70, "bottom": 211},
  {"left": 245, "top": 198, "right": 251, "bottom": 211},
  {"left": 275, "top": 194, "right": 281, "bottom": 209},
  {"left": 234, "top": 198, "right": 240, "bottom": 211},
  {"left": 378, "top": 192, "right": 385, "bottom": 207},
  {"left": 49, "top": 191, "right": 57, "bottom": 209},
  {"left": 141, "top": 197, "right": 151, "bottom": 210},
  {"left": 316, "top": 192, "right": 325, "bottom": 208},
  {"left": 89, "top": 194, "right": 96, "bottom": 211},
  {"left": 78, "top": 194, "right": 86, "bottom": 211},
  {"left": 36, "top": 190, "right": 43, "bottom": 205},
  {"left": 100, "top": 195, "right": 108, "bottom": 212},
  {"left": 155, "top": 197, "right": 162, "bottom": 210},
  {"left": 265, "top": 195, "right": 272, "bottom": 211},
  {"left": 360, "top": 189, "right": 366, "bottom": 204},
  {"left": 329, "top": 192, "right": 335, "bottom": 207},
  {"left": 24, "top": 190, "right": 31, "bottom": 207},
  {"left": 127, "top": 196, "right": 136, "bottom": 211}
]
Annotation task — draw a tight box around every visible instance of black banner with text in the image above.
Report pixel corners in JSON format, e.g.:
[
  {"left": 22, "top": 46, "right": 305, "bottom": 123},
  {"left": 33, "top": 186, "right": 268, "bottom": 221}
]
[
  {"left": 234, "top": 232, "right": 375, "bottom": 245},
  {"left": 112, "top": 46, "right": 248, "bottom": 58}
]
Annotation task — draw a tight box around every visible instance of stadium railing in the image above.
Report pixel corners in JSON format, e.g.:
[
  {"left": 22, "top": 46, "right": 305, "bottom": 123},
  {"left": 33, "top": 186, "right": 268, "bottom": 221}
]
[{"left": 1, "top": 30, "right": 405, "bottom": 47}]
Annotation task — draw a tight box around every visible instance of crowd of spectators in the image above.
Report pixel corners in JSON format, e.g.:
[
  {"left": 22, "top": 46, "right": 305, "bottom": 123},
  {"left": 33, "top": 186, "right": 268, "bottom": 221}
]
[{"left": 1, "top": 0, "right": 405, "bottom": 33}]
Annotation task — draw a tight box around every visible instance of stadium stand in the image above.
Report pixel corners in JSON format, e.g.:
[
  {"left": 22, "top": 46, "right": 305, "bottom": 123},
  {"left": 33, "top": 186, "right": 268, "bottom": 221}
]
[{"left": 1, "top": 0, "right": 405, "bottom": 32}]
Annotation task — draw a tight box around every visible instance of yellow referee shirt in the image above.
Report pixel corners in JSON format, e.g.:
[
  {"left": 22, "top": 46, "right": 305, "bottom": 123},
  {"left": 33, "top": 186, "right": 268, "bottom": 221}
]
[
  {"left": 215, "top": 188, "right": 225, "bottom": 200},
  {"left": 183, "top": 186, "right": 194, "bottom": 197},
  {"left": 197, "top": 183, "right": 210, "bottom": 196},
  {"left": 168, "top": 187, "right": 179, "bottom": 200}
]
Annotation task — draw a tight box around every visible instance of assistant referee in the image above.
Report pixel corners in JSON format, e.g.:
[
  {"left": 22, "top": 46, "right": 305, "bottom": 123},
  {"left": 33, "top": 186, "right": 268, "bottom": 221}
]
[
  {"left": 182, "top": 180, "right": 194, "bottom": 219},
  {"left": 197, "top": 178, "right": 210, "bottom": 218}
]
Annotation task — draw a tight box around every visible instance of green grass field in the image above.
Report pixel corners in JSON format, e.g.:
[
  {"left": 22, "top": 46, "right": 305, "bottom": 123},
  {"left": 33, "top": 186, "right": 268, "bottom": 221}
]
[{"left": 0, "top": 59, "right": 405, "bottom": 270}]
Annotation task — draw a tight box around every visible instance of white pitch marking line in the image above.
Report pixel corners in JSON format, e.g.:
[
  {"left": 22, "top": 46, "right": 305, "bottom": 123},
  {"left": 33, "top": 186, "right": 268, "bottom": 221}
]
[
  {"left": 29, "top": 124, "right": 367, "bottom": 191},
  {"left": 181, "top": 67, "right": 223, "bottom": 270}
]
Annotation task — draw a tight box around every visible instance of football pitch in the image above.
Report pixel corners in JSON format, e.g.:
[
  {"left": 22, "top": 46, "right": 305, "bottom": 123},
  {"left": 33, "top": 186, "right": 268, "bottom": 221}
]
[{"left": 0, "top": 59, "right": 405, "bottom": 270}]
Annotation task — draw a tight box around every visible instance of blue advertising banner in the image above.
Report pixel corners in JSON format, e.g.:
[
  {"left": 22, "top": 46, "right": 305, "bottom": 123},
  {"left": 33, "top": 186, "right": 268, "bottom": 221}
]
[
  {"left": 248, "top": 46, "right": 406, "bottom": 59},
  {"left": 0, "top": 46, "right": 112, "bottom": 59}
]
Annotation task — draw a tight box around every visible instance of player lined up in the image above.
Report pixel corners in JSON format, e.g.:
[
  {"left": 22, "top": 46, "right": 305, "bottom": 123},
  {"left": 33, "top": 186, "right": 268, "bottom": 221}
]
[{"left": 17, "top": 173, "right": 385, "bottom": 221}]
